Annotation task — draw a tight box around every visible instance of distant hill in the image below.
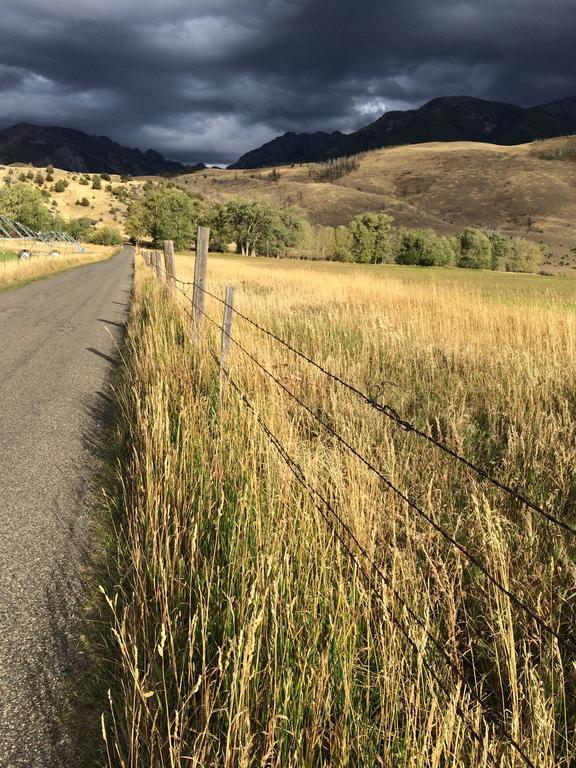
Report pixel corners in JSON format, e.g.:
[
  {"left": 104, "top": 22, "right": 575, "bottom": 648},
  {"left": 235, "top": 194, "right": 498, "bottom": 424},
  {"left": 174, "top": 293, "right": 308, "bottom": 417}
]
[
  {"left": 230, "top": 96, "right": 576, "bottom": 169},
  {"left": 177, "top": 137, "right": 576, "bottom": 271},
  {"left": 0, "top": 123, "right": 204, "bottom": 176}
]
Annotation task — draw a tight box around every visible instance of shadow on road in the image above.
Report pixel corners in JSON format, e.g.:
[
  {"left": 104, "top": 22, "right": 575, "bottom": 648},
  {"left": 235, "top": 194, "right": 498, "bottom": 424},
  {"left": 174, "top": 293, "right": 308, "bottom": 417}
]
[
  {"left": 86, "top": 347, "right": 118, "bottom": 367},
  {"left": 97, "top": 318, "right": 125, "bottom": 330}
]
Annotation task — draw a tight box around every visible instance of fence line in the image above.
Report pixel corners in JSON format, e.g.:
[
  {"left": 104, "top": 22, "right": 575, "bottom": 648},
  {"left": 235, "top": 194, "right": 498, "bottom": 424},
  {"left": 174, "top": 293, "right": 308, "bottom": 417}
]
[
  {"left": 220, "top": 350, "right": 533, "bottom": 767},
  {"left": 159, "top": 266, "right": 575, "bottom": 654},
  {"left": 145, "top": 249, "right": 574, "bottom": 767},
  {"left": 169, "top": 273, "right": 576, "bottom": 539}
]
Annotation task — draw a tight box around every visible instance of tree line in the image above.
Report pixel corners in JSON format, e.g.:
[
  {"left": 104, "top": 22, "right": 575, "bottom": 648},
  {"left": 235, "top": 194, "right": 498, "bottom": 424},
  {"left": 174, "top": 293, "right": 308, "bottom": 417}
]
[
  {"left": 300, "top": 213, "right": 544, "bottom": 273},
  {"left": 125, "top": 184, "right": 302, "bottom": 257},
  {"left": 126, "top": 184, "right": 543, "bottom": 274},
  {"left": 0, "top": 175, "right": 543, "bottom": 273}
]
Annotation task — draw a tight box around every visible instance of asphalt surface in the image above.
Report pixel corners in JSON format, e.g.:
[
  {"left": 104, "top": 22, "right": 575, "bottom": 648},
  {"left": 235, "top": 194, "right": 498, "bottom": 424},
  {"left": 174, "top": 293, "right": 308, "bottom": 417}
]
[{"left": 0, "top": 247, "right": 133, "bottom": 768}]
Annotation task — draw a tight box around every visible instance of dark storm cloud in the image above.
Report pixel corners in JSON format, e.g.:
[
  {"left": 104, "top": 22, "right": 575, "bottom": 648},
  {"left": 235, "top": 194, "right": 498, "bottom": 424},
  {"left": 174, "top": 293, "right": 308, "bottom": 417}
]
[{"left": 0, "top": 0, "right": 574, "bottom": 164}]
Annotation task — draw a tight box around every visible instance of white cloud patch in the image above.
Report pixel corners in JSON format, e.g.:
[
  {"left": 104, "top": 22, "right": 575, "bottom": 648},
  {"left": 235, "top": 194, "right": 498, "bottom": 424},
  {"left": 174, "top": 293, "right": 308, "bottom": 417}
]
[{"left": 353, "top": 98, "right": 388, "bottom": 117}]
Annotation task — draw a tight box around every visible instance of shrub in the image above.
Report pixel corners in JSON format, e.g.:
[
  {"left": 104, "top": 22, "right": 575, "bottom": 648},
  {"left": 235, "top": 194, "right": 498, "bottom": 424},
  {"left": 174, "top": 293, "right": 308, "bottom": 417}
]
[
  {"left": 66, "top": 217, "right": 95, "bottom": 241},
  {"left": 92, "top": 176, "right": 102, "bottom": 190},
  {"left": 100, "top": 172, "right": 112, "bottom": 181},
  {"left": 54, "top": 179, "right": 68, "bottom": 193},
  {"left": 91, "top": 225, "right": 123, "bottom": 246}
]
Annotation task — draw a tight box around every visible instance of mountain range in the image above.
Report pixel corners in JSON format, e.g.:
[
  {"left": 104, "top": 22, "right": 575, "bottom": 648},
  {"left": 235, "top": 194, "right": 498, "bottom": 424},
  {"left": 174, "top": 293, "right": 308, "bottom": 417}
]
[
  {"left": 230, "top": 95, "right": 576, "bottom": 169},
  {"left": 0, "top": 123, "right": 200, "bottom": 176}
]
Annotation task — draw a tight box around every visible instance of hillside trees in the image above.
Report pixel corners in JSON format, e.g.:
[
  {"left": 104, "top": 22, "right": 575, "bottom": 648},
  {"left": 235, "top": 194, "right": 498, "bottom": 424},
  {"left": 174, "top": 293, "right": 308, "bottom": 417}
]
[
  {"left": 504, "top": 238, "right": 543, "bottom": 272},
  {"left": 349, "top": 212, "right": 394, "bottom": 263},
  {"left": 211, "top": 199, "right": 305, "bottom": 257},
  {"left": 489, "top": 232, "right": 512, "bottom": 270},
  {"left": 0, "top": 182, "right": 51, "bottom": 230},
  {"left": 458, "top": 228, "right": 492, "bottom": 269},
  {"left": 396, "top": 229, "right": 455, "bottom": 266},
  {"left": 127, "top": 186, "right": 204, "bottom": 248}
]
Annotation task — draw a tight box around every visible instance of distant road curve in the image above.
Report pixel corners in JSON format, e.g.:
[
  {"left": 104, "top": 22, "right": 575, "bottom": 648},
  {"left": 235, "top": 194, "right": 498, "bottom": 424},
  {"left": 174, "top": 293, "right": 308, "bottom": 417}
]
[{"left": 0, "top": 247, "right": 133, "bottom": 767}]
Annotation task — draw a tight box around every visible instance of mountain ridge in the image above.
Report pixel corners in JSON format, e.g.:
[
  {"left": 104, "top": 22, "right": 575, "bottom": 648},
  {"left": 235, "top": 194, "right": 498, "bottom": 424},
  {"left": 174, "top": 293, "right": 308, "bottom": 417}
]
[
  {"left": 229, "top": 95, "right": 576, "bottom": 169},
  {"left": 0, "top": 123, "right": 203, "bottom": 176}
]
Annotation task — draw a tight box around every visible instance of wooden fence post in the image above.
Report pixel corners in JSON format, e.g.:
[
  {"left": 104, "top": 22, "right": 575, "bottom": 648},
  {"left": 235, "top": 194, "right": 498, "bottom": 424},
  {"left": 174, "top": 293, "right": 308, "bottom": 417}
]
[
  {"left": 164, "top": 240, "right": 176, "bottom": 290},
  {"left": 192, "top": 227, "right": 210, "bottom": 337},
  {"left": 155, "top": 250, "right": 164, "bottom": 282},
  {"left": 220, "top": 285, "right": 235, "bottom": 396}
]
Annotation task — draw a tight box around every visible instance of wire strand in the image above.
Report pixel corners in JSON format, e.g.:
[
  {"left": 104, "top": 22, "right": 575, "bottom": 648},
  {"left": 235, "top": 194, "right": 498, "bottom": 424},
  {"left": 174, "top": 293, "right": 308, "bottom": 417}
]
[
  {"left": 170, "top": 269, "right": 575, "bottom": 539},
  {"left": 195, "top": 325, "right": 537, "bottom": 768},
  {"left": 167, "top": 280, "right": 574, "bottom": 656}
]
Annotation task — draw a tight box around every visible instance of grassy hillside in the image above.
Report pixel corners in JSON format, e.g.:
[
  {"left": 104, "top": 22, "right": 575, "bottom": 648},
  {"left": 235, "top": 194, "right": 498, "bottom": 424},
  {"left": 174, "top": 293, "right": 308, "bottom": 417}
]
[
  {"left": 177, "top": 139, "right": 576, "bottom": 271},
  {"left": 5, "top": 136, "right": 574, "bottom": 272},
  {"left": 0, "top": 164, "right": 143, "bottom": 232},
  {"left": 102, "top": 251, "right": 576, "bottom": 766}
]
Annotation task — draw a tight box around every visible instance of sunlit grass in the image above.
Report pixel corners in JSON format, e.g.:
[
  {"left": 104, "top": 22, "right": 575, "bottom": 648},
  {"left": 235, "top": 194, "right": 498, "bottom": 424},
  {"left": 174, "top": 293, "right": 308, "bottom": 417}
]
[
  {"left": 103, "top": 251, "right": 576, "bottom": 767},
  {"left": 0, "top": 244, "right": 118, "bottom": 292}
]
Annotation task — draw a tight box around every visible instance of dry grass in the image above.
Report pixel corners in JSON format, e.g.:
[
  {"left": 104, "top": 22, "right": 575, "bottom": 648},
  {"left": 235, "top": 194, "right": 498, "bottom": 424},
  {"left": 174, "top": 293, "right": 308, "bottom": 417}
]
[
  {"left": 0, "top": 243, "right": 118, "bottom": 291},
  {"left": 102, "top": 252, "right": 576, "bottom": 767}
]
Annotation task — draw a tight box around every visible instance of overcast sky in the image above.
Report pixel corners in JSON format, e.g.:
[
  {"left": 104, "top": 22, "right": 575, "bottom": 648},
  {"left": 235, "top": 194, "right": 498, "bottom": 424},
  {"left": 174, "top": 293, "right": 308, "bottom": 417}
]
[{"left": 0, "top": 0, "right": 574, "bottom": 165}]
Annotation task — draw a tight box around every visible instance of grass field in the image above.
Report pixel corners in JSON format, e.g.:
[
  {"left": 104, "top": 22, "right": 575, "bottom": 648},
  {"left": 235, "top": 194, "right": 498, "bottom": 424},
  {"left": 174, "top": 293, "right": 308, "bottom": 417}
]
[
  {"left": 104, "top": 252, "right": 576, "bottom": 767},
  {"left": 0, "top": 244, "right": 119, "bottom": 292}
]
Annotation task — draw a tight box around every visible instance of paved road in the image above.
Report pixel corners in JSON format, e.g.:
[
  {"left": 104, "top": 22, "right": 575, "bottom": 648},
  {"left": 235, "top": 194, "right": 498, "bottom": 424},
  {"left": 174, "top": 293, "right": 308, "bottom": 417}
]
[{"left": 0, "top": 248, "right": 133, "bottom": 768}]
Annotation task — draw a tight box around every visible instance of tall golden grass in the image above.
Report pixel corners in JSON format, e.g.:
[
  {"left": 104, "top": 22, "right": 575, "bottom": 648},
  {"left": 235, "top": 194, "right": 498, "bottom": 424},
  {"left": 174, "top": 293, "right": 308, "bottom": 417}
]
[
  {"left": 103, "top": 253, "right": 575, "bottom": 767},
  {"left": 0, "top": 243, "right": 117, "bottom": 291}
]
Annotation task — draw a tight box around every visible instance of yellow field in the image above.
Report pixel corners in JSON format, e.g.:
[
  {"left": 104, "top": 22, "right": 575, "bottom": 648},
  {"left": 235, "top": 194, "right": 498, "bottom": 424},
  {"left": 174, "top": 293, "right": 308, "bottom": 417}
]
[
  {"left": 104, "top": 253, "right": 576, "bottom": 766},
  {"left": 0, "top": 243, "right": 118, "bottom": 291}
]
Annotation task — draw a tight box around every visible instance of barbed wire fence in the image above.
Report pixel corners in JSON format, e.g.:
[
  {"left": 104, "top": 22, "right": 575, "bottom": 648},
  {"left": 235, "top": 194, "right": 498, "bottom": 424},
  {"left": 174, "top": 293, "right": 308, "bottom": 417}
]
[{"left": 139, "top": 231, "right": 575, "bottom": 768}]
